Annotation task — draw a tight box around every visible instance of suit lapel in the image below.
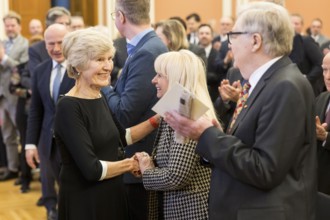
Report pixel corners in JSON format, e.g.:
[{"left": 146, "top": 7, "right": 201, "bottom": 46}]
[
  {"left": 114, "top": 31, "right": 156, "bottom": 91},
  {"left": 59, "top": 71, "right": 73, "bottom": 95},
  {"left": 42, "top": 60, "right": 53, "bottom": 103},
  {"left": 230, "top": 56, "right": 292, "bottom": 134},
  {"left": 319, "top": 93, "right": 330, "bottom": 122}
]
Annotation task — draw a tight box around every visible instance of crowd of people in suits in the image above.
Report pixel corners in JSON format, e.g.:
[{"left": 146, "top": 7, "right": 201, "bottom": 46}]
[{"left": 1, "top": 0, "right": 330, "bottom": 219}]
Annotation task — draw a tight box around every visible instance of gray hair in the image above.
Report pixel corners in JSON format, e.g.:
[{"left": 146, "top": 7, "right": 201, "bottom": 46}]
[
  {"left": 237, "top": 2, "right": 294, "bottom": 57},
  {"left": 46, "top": 6, "right": 71, "bottom": 27},
  {"left": 62, "top": 28, "right": 115, "bottom": 78}
]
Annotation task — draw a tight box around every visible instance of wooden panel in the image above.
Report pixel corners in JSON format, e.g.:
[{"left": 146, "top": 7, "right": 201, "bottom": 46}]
[
  {"left": 9, "top": 0, "right": 50, "bottom": 38},
  {"left": 8, "top": 0, "right": 100, "bottom": 37},
  {"left": 71, "top": 0, "right": 98, "bottom": 27}
]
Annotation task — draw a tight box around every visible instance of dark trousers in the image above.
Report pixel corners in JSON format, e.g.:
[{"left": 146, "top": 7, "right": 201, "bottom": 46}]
[
  {"left": 39, "top": 141, "right": 61, "bottom": 211},
  {"left": 16, "top": 97, "right": 32, "bottom": 186},
  {"left": 0, "top": 129, "right": 7, "bottom": 167},
  {"left": 125, "top": 183, "right": 148, "bottom": 220}
]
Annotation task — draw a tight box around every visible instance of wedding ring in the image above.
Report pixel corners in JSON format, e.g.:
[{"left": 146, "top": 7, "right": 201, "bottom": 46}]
[{"left": 143, "top": 153, "right": 148, "bottom": 157}]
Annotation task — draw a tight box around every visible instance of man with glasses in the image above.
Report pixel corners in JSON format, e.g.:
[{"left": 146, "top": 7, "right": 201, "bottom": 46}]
[
  {"left": 165, "top": 2, "right": 317, "bottom": 219},
  {"left": 103, "top": 0, "right": 167, "bottom": 219}
]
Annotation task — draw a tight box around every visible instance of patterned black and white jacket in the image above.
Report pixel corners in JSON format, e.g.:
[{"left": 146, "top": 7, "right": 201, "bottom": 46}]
[{"left": 142, "top": 119, "right": 211, "bottom": 220}]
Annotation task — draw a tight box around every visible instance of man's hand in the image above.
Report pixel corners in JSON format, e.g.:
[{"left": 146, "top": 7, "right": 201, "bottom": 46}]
[
  {"left": 164, "top": 111, "right": 215, "bottom": 141},
  {"left": 316, "top": 116, "right": 328, "bottom": 141},
  {"left": 218, "top": 79, "right": 242, "bottom": 102},
  {"left": 25, "top": 148, "right": 40, "bottom": 169}
]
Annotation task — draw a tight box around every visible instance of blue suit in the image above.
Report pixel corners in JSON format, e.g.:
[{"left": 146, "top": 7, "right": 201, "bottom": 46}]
[
  {"left": 103, "top": 30, "right": 167, "bottom": 220},
  {"left": 26, "top": 59, "right": 74, "bottom": 210},
  {"left": 103, "top": 31, "right": 168, "bottom": 181}
]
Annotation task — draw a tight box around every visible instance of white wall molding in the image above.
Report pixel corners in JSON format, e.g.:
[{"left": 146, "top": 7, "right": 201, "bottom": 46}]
[
  {"left": 0, "top": 0, "right": 9, "bottom": 40},
  {"left": 222, "top": 0, "right": 232, "bottom": 17}
]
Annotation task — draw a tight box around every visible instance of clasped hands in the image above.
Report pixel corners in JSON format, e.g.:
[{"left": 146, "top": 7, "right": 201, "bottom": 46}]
[{"left": 129, "top": 152, "right": 155, "bottom": 177}]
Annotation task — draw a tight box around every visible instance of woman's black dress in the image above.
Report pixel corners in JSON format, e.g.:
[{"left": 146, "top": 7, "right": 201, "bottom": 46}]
[{"left": 54, "top": 96, "right": 128, "bottom": 220}]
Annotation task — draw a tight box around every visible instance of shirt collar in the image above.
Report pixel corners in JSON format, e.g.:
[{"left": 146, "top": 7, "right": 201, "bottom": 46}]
[
  {"left": 7, "top": 35, "right": 19, "bottom": 43},
  {"left": 126, "top": 28, "right": 153, "bottom": 47},
  {"left": 204, "top": 44, "right": 212, "bottom": 58},
  {"left": 248, "top": 56, "right": 282, "bottom": 94},
  {"left": 52, "top": 60, "right": 67, "bottom": 70}
]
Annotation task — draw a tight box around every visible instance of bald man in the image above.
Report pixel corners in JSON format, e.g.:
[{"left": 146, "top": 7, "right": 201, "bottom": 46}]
[
  {"left": 315, "top": 52, "right": 330, "bottom": 195},
  {"left": 28, "top": 19, "right": 43, "bottom": 36},
  {"left": 25, "top": 24, "right": 75, "bottom": 220}
]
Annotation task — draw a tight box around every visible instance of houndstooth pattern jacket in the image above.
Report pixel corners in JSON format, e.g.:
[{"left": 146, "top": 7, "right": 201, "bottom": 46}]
[{"left": 142, "top": 119, "right": 211, "bottom": 219}]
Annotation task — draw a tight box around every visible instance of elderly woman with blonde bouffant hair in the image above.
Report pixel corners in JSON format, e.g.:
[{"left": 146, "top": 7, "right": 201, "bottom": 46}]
[
  {"left": 54, "top": 28, "right": 161, "bottom": 220},
  {"left": 135, "top": 49, "right": 219, "bottom": 219}
]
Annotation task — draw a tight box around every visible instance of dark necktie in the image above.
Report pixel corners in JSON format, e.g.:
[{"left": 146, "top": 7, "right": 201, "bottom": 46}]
[
  {"left": 53, "top": 64, "right": 62, "bottom": 103},
  {"left": 228, "top": 82, "right": 251, "bottom": 133}
]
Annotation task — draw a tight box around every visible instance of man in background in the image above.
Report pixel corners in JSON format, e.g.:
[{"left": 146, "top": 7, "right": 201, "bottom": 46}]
[
  {"left": 25, "top": 24, "right": 74, "bottom": 220},
  {"left": 28, "top": 18, "right": 43, "bottom": 37},
  {"left": 315, "top": 52, "right": 330, "bottom": 195},
  {"left": 70, "top": 15, "right": 85, "bottom": 31},
  {"left": 0, "top": 11, "right": 28, "bottom": 181},
  {"left": 310, "top": 18, "right": 329, "bottom": 47},
  {"left": 186, "top": 13, "right": 201, "bottom": 45}
]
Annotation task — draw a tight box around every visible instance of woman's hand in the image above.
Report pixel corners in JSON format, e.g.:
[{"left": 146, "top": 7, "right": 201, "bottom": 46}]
[
  {"left": 128, "top": 156, "right": 141, "bottom": 177},
  {"left": 135, "top": 152, "right": 155, "bottom": 174}
]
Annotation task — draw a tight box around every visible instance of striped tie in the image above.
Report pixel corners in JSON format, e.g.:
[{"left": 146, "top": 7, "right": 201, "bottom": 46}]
[{"left": 228, "top": 82, "right": 251, "bottom": 133}]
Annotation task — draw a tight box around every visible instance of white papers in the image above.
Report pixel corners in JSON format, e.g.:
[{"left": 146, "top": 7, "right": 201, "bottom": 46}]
[{"left": 152, "top": 82, "right": 209, "bottom": 120}]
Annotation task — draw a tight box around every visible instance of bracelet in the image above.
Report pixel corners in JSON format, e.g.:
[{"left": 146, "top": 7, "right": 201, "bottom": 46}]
[{"left": 149, "top": 116, "right": 159, "bottom": 128}]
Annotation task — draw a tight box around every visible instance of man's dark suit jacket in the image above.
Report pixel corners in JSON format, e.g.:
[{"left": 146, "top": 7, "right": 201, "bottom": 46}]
[
  {"left": 196, "top": 56, "right": 317, "bottom": 220},
  {"left": 28, "top": 40, "right": 49, "bottom": 75},
  {"left": 103, "top": 31, "right": 168, "bottom": 183},
  {"left": 112, "top": 37, "right": 128, "bottom": 86},
  {"left": 26, "top": 59, "right": 75, "bottom": 158},
  {"left": 188, "top": 43, "right": 207, "bottom": 66},
  {"left": 206, "top": 47, "right": 226, "bottom": 102},
  {"left": 299, "top": 36, "right": 324, "bottom": 96},
  {"left": 315, "top": 92, "right": 330, "bottom": 195},
  {"left": 214, "top": 40, "right": 232, "bottom": 78}
]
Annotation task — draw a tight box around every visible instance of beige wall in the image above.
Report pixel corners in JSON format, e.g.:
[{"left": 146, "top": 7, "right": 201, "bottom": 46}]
[
  {"left": 286, "top": 0, "right": 330, "bottom": 37},
  {"left": 2, "top": 0, "right": 330, "bottom": 39},
  {"left": 155, "top": 0, "right": 330, "bottom": 37},
  {"left": 155, "top": 0, "right": 223, "bottom": 34}
]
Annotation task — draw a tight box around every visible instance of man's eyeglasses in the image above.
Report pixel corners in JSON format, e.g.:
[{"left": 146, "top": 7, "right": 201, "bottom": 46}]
[
  {"left": 227, "top": 31, "right": 249, "bottom": 44},
  {"left": 111, "top": 10, "right": 124, "bottom": 20},
  {"left": 111, "top": 11, "right": 117, "bottom": 20}
]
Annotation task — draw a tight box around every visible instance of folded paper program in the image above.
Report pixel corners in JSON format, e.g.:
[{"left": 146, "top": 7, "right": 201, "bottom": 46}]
[{"left": 152, "top": 83, "right": 209, "bottom": 143}]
